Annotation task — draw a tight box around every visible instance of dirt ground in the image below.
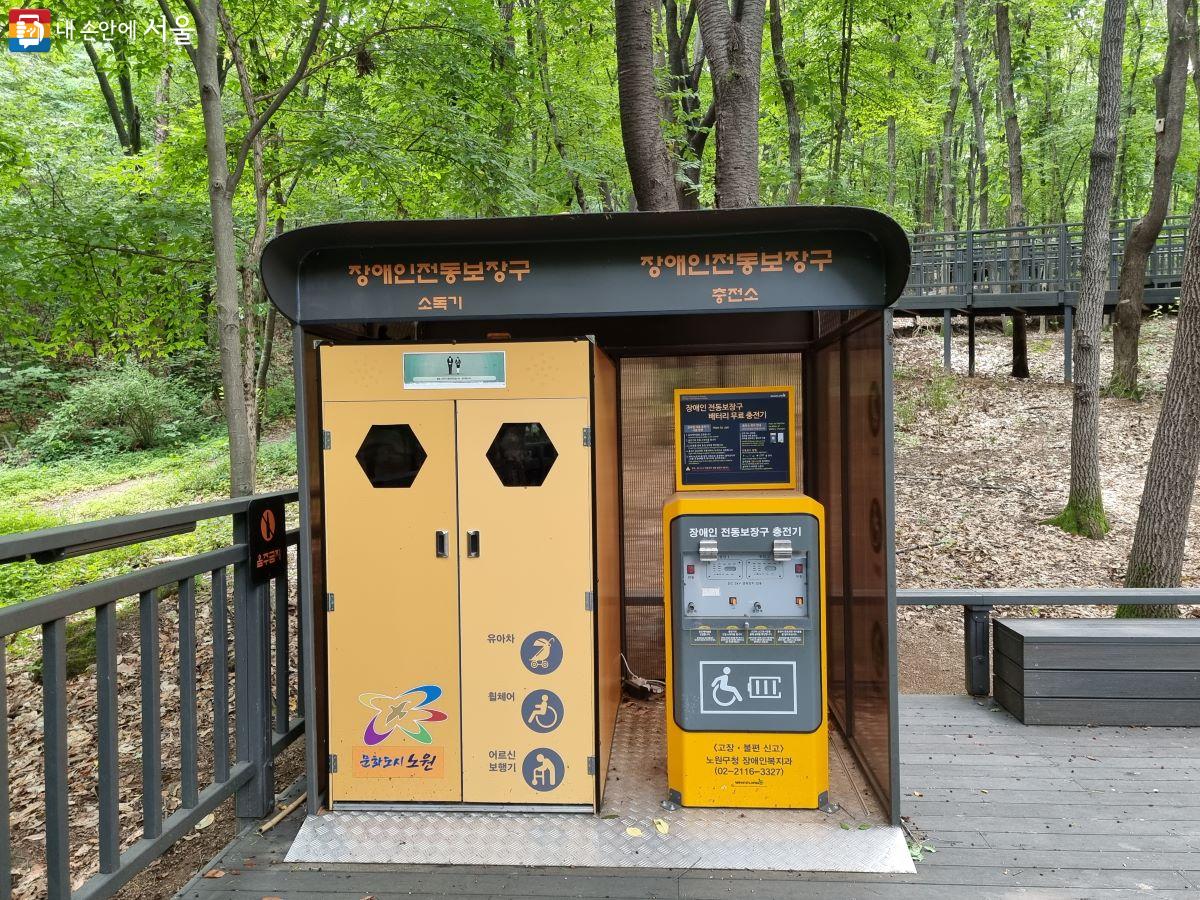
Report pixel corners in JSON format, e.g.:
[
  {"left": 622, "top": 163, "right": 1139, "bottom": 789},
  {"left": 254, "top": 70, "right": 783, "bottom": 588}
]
[{"left": 894, "top": 314, "right": 1200, "bottom": 693}]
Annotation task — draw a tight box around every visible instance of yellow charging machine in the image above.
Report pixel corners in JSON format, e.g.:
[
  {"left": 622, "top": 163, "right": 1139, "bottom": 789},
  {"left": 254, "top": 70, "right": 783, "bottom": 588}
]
[{"left": 664, "top": 387, "right": 829, "bottom": 810}]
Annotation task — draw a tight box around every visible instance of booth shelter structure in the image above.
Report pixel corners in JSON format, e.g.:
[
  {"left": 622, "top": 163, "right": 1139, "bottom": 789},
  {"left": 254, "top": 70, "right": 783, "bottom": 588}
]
[{"left": 260, "top": 207, "right": 911, "bottom": 868}]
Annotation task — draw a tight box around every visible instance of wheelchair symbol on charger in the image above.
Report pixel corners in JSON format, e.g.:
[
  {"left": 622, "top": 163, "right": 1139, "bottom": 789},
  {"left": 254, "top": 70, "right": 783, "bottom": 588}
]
[
  {"left": 710, "top": 666, "right": 743, "bottom": 707},
  {"left": 700, "top": 661, "right": 798, "bottom": 714}
]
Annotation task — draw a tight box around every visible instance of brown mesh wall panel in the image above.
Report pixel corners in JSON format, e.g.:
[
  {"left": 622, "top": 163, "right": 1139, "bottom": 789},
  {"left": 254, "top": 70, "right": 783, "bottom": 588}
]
[
  {"left": 618, "top": 354, "right": 803, "bottom": 682},
  {"left": 843, "top": 318, "right": 891, "bottom": 809}
]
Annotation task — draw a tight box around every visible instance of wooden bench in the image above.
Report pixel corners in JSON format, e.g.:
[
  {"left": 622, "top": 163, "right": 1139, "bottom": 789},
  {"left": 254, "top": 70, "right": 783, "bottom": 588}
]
[{"left": 993, "top": 618, "right": 1200, "bottom": 726}]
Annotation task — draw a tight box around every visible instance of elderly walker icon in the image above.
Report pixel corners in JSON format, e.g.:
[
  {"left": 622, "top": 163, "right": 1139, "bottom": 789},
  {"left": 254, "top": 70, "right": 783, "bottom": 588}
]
[{"left": 531, "top": 753, "right": 557, "bottom": 788}]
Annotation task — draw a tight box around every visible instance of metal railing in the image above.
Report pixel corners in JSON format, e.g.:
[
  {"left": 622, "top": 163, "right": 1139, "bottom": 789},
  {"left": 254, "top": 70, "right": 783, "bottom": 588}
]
[
  {"left": 898, "top": 587, "right": 1200, "bottom": 697},
  {"left": 0, "top": 490, "right": 302, "bottom": 900},
  {"left": 900, "top": 215, "right": 1189, "bottom": 309}
]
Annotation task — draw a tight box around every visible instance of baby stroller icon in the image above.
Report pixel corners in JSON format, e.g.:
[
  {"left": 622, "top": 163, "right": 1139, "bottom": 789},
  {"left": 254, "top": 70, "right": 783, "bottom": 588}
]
[{"left": 528, "top": 637, "right": 554, "bottom": 670}]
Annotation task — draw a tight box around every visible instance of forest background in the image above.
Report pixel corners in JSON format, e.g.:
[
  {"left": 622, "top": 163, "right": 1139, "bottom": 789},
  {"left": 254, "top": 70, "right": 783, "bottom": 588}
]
[{"left": 1, "top": 0, "right": 1198, "bottom": 604}]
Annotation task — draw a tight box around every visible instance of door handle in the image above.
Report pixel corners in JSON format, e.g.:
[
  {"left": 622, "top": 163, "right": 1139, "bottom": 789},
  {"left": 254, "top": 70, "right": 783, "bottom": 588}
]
[
  {"left": 466, "top": 530, "right": 480, "bottom": 558},
  {"left": 435, "top": 530, "right": 449, "bottom": 558}
]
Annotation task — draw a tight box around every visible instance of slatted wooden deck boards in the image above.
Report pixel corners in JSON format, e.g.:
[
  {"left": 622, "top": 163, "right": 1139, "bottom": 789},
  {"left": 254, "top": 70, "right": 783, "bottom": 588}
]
[{"left": 178, "top": 695, "right": 1200, "bottom": 899}]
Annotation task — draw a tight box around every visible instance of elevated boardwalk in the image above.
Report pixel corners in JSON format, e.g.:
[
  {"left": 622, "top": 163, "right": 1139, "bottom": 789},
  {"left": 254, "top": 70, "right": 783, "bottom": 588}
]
[
  {"left": 179, "top": 695, "right": 1200, "bottom": 898},
  {"left": 897, "top": 215, "right": 1187, "bottom": 315}
]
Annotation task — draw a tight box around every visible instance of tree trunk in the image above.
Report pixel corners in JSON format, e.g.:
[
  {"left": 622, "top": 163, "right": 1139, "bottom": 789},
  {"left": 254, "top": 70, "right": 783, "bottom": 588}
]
[
  {"left": 488, "top": 1, "right": 517, "bottom": 216},
  {"left": 886, "top": 31, "right": 897, "bottom": 208},
  {"left": 996, "top": 0, "right": 1029, "bottom": 378},
  {"left": 664, "top": 0, "right": 712, "bottom": 209},
  {"left": 920, "top": 146, "right": 938, "bottom": 232},
  {"left": 195, "top": 1, "right": 256, "bottom": 497},
  {"left": 1113, "top": 4, "right": 1145, "bottom": 219},
  {"left": 768, "top": 0, "right": 803, "bottom": 203},
  {"left": 697, "top": 0, "right": 767, "bottom": 207},
  {"left": 532, "top": 0, "right": 587, "bottom": 210},
  {"left": 1116, "top": 163, "right": 1200, "bottom": 619},
  {"left": 84, "top": 41, "right": 133, "bottom": 152},
  {"left": 957, "top": 0, "right": 986, "bottom": 229},
  {"left": 239, "top": 133, "right": 268, "bottom": 450},
  {"left": 1110, "top": 0, "right": 1190, "bottom": 398},
  {"left": 153, "top": 65, "right": 172, "bottom": 145},
  {"left": 116, "top": 47, "right": 142, "bottom": 154},
  {"left": 615, "top": 0, "right": 679, "bottom": 210},
  {"left": 1051, "top": 0, "right": 1127, "bottom": 539},
  {"left": 830, "top": 0, "right": 853, "bottom": 193},
  {"left": 940, "top": 29, "right": 963, "bottom": 230}
]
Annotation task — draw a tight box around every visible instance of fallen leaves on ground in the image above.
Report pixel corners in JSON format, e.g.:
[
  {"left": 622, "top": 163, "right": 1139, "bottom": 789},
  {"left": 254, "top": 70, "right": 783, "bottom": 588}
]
[{"left": 894, "top": 319, "right": 1199, "bottom": 693}]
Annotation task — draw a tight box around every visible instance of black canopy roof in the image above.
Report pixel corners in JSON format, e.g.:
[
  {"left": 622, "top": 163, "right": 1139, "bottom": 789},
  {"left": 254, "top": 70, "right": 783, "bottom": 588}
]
[{"left": 261, "top": 206, "right": 910, "bottom": 326}]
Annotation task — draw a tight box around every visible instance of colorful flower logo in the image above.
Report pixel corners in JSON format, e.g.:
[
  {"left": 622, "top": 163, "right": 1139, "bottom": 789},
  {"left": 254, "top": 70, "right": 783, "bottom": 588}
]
[{"left": 359, "top": 685, "right": 446, "bottom": 746}]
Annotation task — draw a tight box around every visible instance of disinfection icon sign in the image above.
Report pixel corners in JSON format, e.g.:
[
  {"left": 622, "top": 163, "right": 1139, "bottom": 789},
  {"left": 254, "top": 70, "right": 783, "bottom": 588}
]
[
  {"left": 520, "top": 631, "right": 562, "bottom": 675},
  {"left": 522, "top": 747, "right": 564, "bottom": 791},
  {"left": 522, "top": 690, "right": 564, "bottom": 733}
]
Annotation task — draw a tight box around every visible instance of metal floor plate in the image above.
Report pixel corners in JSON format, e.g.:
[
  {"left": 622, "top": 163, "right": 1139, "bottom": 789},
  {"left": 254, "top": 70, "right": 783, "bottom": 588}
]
[{"left": 286, "top": 699, "right": 914, "bottom": 873}]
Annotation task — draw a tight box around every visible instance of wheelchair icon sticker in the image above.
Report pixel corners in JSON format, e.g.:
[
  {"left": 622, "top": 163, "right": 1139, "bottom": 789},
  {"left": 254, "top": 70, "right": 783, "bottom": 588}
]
[{"left": 522, "top": 690, "right": 564, "bottom": 733}]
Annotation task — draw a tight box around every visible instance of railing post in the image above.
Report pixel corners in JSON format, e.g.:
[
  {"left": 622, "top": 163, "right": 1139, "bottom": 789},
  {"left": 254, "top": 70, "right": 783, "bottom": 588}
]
[
  {"left": 943, "top": 309, "right": 952, "bottom": 371},
  {"left": 234, "top": 509, "right": 275, "bottom": 820},
  {"left": 963, "top": 605, "right": 991, "bottom": 697},
  {"left": 1063, "top": 303, "right": 1074, "bottom": 384},
  {"left": 0, "top": 644, "right": 11, "bottom": 900},
  {"left": 44, "top": 619, "right": 70, "bottom": 900},
  {"left": 967, "top": 313, "right": 976, "bottom": 377},
  {"left": 965, "top": 227, "right": 976, "bottom": 307},
  {"left": 97, "top": 602, "right": 120, "bottom": 874},
  {"left": 1057, "top": 220, "right": 1069, "bottom": 298}
]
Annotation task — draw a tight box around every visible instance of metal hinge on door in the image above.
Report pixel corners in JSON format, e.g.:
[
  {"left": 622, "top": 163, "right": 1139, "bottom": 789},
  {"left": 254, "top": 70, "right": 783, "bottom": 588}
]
[
  {"left": 582, "top": 426, "right": 592, "bottom": 447},
  {"left": 584, "top": 591, "right": 594, "bottom": 611},
  {"left": 328, "top": 754, "right": 338, "bottom": 773},
  {"left": 326, "top": 593, "right": 335, "bottom": 612},
  {"left": 322, "top": 430, "right": 331, "bottom": 450},
  {"left": 587, "top": 756, "right": 596, "bottom": 775}
]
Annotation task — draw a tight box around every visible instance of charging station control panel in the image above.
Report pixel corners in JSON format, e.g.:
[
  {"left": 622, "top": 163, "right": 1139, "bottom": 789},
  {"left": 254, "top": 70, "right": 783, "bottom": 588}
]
[{"left": 671, "top": 514, "right": 823, "bottom": 733}]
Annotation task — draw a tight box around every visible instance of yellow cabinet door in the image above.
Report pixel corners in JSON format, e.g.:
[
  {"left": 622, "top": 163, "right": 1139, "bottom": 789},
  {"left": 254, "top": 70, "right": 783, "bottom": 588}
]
[
  {"left": 456, "top": 399, "right": 596, "bottom": 806},
  {"left": 322, "top": 400, "right": 463, "bottom": 803}
]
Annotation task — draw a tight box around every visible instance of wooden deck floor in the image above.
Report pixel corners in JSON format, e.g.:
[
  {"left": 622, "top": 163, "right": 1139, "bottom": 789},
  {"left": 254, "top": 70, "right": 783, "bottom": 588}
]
[{"left": 178, "top": 695, "right": 1200, "bottom": 899}]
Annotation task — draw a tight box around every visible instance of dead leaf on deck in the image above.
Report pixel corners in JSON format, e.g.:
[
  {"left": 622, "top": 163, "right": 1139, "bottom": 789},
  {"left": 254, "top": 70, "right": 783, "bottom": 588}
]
[{"left": 202, "top": 869, "right": 225, "bottom": 879}]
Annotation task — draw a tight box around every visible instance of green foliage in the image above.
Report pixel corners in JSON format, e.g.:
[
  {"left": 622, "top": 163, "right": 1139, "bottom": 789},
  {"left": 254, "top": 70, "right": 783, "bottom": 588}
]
[
  {"left": 22, "top": 362, "right": 206, "bottom": 460},
  {"left": 923, "top": 373, "right": 956, "bottom": 412},
  {"left": 0, "top": 435, "right": 297, "bottom": 613},
  {"left": 0, "top": 359, "right": 72, "bottom": 431},
  {"left": 894, "top": 398, "right": 918, "bottom": 428},
  {"left": 262, "top": 380, "right": 296, "bottom": 424},
  {"left": 894, "top": 371, "right": 957, "bottom": 431}
]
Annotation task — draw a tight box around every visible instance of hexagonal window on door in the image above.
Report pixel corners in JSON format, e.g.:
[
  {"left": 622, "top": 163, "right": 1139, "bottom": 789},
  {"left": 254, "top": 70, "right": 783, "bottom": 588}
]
[
  {"left": 486, "top": 423, "right": 558, "bottom": 487},
  {"left": 356, "top": 424, "right": 427, "bottom": 488}
]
